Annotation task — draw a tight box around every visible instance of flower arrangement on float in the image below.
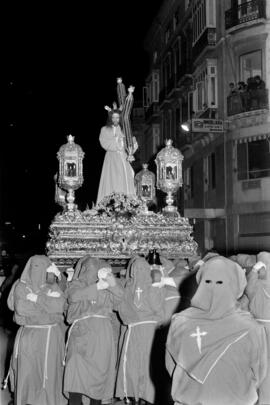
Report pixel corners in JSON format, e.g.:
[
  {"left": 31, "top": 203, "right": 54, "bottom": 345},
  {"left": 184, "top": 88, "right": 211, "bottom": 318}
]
[{"left": 96, "top": 192, "right": 143, "bottom": 218}]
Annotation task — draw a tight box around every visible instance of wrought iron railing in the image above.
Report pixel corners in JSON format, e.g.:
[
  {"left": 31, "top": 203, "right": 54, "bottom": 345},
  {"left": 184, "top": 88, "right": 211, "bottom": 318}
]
[
  {"left": 225, "top": 0, "right": 266, "bottom": 29},
  {"left": 238, "top": 167, "right": 270, "bottom": 181},
  {"left": 227, "top": 88, "right": 268, "bottom": 116}
]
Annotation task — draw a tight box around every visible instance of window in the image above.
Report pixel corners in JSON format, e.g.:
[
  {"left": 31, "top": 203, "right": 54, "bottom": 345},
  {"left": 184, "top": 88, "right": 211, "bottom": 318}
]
[
  {"left": 192, "top": 0, "right": 216, "bottom": 45},
  {"left": 152, "top": 72, "right": 160, "bottom": 102},
  {"left": 193, "top": 59, "right": 217, "bottom": 112},
  {"left": 197, "top": 81, "right": 205, "bottom": 111},
  {"left": 143, "top": 86, "right": 149, "bottom": 108},
  {"left": 237, "top": 139, "right": 270, "bottom": 180},
  {"left": 237, "top": 0, "right": 260, "bottom": 22},
  {"left": 208, "top": 65, "right": 217, "bottom": 107},
  {"left": 174, "top": 37, "right": 182, "bottom": 73},
  {"left": 240, "top": 50, "right": 262, "bottom": 83},
  {"left": 143, "top": 71, "right": 160, "bottom": 106},
  {"left": 188, "top": 91, "right": 194, "bottom": 120},
  {"left": 147, "top": 84, "right": 151, "bottom": 105},
  {"left": 163, "top": 55, "right": 172, "bottom": 88},
  {"left": 204, "top": 153, "right": 216, "bottom": 190},
  {"left": 173, "top": 8, "right": 180, "bottom": 30}
]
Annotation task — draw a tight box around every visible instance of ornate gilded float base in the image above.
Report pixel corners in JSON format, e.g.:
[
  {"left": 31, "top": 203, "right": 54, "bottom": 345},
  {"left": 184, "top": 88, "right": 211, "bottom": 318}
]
[{"left": 47, "top": 204, "right": 198, "bottom": 271}]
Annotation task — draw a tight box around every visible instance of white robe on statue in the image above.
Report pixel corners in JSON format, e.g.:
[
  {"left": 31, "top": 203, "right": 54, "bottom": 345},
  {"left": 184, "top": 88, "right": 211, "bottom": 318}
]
[{"left": 97, "top": 125, "right": 136, "bottom": 204}]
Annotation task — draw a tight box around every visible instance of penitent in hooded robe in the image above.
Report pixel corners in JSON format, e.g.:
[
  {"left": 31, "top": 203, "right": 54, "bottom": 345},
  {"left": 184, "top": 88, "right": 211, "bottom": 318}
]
[
  {"left": 230, "top": 253, "right": 257, "bottom": 273},
  {"left": 7, "top": 255, "right": 67, "bottom": 405},
  {"left": 245, "top": 251, "right": 270, "bottom": 404},
  {"left": 63, "top": 255, "right": 124, "bottom": 402},
  {"left": 115, "top": 256, "right": 166, "bottom": 404},
  {"left": 166, "top": 256, "right": 268, "bottom": 405},
  {"left": 150, "top": 257, "right": 191, "bottom": 405},
  {"left": 160, "top": 256, "right": 193, "bottom": 324},
  {"left": 96, "top": 125, "right": 136, "bottom": 204}
]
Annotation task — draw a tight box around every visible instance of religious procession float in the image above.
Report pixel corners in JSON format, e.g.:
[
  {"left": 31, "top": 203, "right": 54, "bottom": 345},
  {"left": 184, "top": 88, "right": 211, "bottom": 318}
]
[{"left": 46, "top": 78, "right": 198, "bottom": 271}]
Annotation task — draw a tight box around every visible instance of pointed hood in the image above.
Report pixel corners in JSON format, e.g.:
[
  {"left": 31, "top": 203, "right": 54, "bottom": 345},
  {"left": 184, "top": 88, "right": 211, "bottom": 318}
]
[
  {"left": 73, "top": 255, "right": 111, "bottom": 286},
  {"left": 126, "top": 257, "right": 152, "bottom": 307},
  {"left": 167, "top": 257, "right": 252, "bottom": 387},
  {"left": 125, "top": 255, "right": 141, "bottom": 282},
  {"left": 248, "top": 251, "right": 270, "bottom": 319},
  {"left": 230, "top": 253, "right": 256, "bottom": 273},
  {"left": 20, "top": 255, "right": 51, "bottom": 292},
  {"left": 191, "top": 256, "right": 247, "bottom": 319},
  {"left": 128, "top": 257, "right": 152, "bottom": 286}
]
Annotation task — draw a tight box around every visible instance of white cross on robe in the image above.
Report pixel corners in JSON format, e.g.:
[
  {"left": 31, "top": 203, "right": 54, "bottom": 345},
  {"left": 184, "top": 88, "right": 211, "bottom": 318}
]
[
  {"left": 190, "top": 326, "right": 208, "bottom": 354},
  {"left": 135, "top": 287, "right": 143, "bottom": 300}
]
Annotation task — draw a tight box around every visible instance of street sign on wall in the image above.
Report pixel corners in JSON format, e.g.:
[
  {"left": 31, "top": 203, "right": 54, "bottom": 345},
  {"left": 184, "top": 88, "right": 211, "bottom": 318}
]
[{"left": 192, "top": 118, "right": 224, "bottom": 132}]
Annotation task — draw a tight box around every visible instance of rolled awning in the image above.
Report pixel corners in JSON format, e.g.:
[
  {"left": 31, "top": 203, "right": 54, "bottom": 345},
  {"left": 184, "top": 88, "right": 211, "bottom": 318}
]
[{"left": 236, "top": 133, "right": 270, "bottom": 143}]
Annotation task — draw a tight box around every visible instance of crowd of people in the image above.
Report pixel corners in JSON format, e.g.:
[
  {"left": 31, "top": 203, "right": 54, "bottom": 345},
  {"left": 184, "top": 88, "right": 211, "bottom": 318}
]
[
  {"left": 228, "top": 75, "right": 267, "bottom": 112},
  {"left": 1, "top": 249, "right": 270, "bottom": 405}
]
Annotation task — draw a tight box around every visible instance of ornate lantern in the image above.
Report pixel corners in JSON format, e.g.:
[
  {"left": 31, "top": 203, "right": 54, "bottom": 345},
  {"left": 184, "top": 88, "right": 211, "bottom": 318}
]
[
  {"left": 57, "top": 135, "right": 85, "bottom": 211},
  {"left": 155, "top": 139, "right": 183, "bottom": 213},
  {"left": 135, "top": 163, "right": 156, "bottom": 214}
]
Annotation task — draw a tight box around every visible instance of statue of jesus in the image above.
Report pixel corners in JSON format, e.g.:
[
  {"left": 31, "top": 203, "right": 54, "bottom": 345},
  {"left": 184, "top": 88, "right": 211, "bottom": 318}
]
[{"left": 96, "top": 107, "right": 137, "bottom": 204}]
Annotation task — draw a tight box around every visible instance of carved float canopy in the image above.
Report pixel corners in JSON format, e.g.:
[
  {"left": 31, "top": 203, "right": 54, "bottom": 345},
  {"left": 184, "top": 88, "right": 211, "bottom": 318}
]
[{"left": 47, "top": 193, "right": 198, "bottom": 271}]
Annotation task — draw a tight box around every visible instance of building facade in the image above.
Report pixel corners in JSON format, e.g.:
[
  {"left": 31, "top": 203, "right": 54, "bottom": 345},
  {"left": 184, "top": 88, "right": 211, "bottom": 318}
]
[
  {"left": 131, "top": 101, "right": 147, "bottom": 172},
  {"left": 143, "top": 0, "right": 270, "bottom": 255}
]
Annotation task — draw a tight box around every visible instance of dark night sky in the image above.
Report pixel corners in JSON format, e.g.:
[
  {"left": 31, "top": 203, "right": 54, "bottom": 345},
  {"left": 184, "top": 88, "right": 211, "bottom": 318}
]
[{"left": 1, "top": 2, "right": 163, "bottom": 242}]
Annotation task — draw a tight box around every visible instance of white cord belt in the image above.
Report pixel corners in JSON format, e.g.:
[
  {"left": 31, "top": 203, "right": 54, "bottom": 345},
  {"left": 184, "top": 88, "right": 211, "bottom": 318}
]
[
  {"left": 63, "top": 314, "right": 109, "bottom": 366},
  {"left": 25, "top": 324, "right": 57, "bottom": 388},
  {"left": 256, "top": 318, "right": 270, "bottom": 323},
  {"left": 165, "top": 295, "right": 180, "bottom": 301},
  {"left": 3, "top": 324, "right": 57, "bottom": 389},
  {"left": 123, "top": 320, "right": 158, "bottom": 403}
]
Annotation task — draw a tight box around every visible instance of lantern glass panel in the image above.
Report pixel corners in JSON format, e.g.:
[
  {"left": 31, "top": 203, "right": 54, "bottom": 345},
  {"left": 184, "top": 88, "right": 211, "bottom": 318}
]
[{"left": 65, "top": 161, "right": 77, "bottom": 178}]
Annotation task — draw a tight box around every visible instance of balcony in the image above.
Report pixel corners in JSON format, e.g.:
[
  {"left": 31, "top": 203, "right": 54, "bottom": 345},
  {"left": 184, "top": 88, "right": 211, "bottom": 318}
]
[
  {"left": 225, "top": 0, "right": 266, "bottom": 30},
  {"left": 192, "top": 28, "right": 216, "bottom": 62},
  {"left": 227, "top": 88, "right": 268, "bottom": 116}
]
